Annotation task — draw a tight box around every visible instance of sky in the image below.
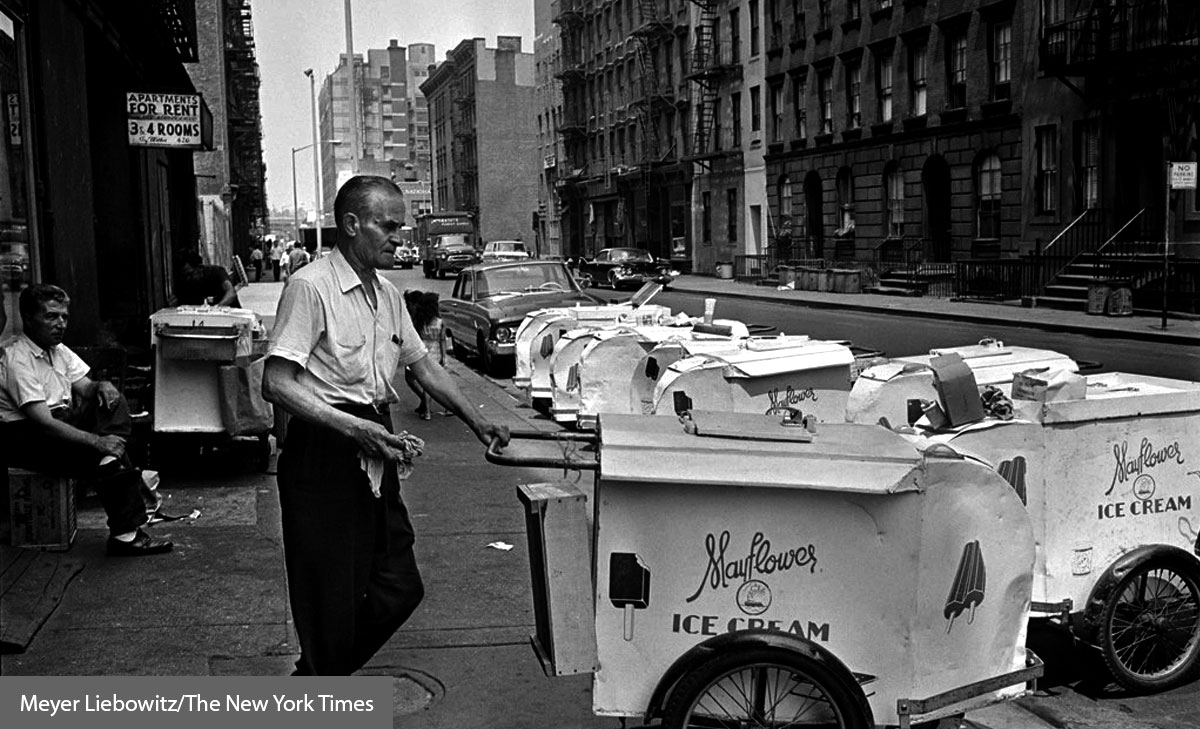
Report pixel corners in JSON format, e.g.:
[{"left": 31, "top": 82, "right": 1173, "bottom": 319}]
[{"left": 254, "top": 0, "right": 535, "bottom": 214}]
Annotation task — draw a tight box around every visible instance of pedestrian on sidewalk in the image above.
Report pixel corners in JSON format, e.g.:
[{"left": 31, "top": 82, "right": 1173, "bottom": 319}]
[
  {"left": 263, "top": 174, "right": 510, "bottom": 676},
  {"left": 0, "top": 284, "right": 172, "bottom": 556},
  {"left": 250, "top": 244, "right": 264, "bottom": 282},
  {"left": 270, "top": 240, "right": 284, "bottom": 281}
]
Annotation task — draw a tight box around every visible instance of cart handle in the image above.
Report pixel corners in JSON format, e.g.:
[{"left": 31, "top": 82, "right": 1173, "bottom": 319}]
[{"left": 486, "top": 429, "right": 599, "bottom": 471}]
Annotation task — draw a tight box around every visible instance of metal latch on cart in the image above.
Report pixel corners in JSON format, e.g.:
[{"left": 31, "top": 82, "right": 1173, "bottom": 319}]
[{"left": 679, "top": 408, "right": 816, "bottom": 442}]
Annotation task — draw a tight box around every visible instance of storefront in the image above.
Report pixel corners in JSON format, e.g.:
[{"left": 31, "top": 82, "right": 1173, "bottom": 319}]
[{"left": 0, "top": 1, "right": 36, "bottom": 341}]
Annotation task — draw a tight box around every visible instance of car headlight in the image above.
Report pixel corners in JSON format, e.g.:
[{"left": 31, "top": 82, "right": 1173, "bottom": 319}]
[{"left": 494, "top": 325, "right": 514, "bottom": 343}]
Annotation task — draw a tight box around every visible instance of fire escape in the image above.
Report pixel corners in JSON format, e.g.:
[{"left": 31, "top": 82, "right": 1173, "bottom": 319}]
[
  {"left": 1035, "top": 0, "right": 1200, "bottom": 311},
  {"left": 631, "top": 0, "right": 677, "bottom": 165},
  {"left": 553, "top": 0, "right": 588, "bottom": 182},
  {"left": 452, "top": 82, "right": 478, "bottom": 213},
  {"left": 686, "top": 0, "right": 740, "bottom": 164},
  {"left": 224, "top": 0, "right": 267, "bottom": 247}
]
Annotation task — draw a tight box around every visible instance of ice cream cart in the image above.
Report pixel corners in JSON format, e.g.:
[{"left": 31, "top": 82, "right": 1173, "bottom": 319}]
[
  {"left": 514, "top": 304, "right": 673, "bottom": 412},
  {"left": 649, "top": 340, "right": 857, "bottom": 423},
  {"left": 548, "top": 321, "right": 750, "bottom": 428},
  {"left": 148, "top": 305, "right": 271, "bottom": 469},
  {"left": 847, "top": 339, "right": 1077, "bottom": 426},
  {"left": 491, "top": 413, "right": 1042, "bottom": 728},
  {"left": 901, "top": 371, "right": 1200, "bottom": 692}
]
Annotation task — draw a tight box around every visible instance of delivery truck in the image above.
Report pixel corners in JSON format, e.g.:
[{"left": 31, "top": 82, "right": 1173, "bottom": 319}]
[{"left": 417, "top": 211, "right": 478, "bottom": 278}]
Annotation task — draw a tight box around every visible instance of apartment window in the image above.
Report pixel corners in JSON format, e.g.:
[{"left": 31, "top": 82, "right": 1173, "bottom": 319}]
[
  {"left": 779, "top": 175, "right": 793, "bottom": 232},
  {"left": 712, "top": 17, "right": 722, "bottom": 65},
  {"left": 770, "top": 83, "right": 784, "bottom": 141},
  {"left": 848, "top": 0, "right": 861, "bottom": 22},
  {"left": 846, "top": 61, "right": 862, "bottom": 129},
  {"left": 818, "top": 69, "right": 833, "bottom": 133},
  {"left": 991, "top": 21, "right": 1012, "bottom": 100},
  {"left": 875, "top": 0, "right": 892, "bottom": 9},
  {"left": 977, "top": 153, "right": 1002, "bottom": 239},
  {"left": 712, "top": 97, "right": 722, "bottom": 150},
  {"left": 946, "top": 31, "right": 967, "bottom": 109},
  {"left": 731, "top": 91, "right": 743, "bottom": 145},
  {"left": 792, "top": 73, "right": 808, "bottom": 138},
  {"left": 794, "top": 3, "right": 806, "bottom": 37},
  {"left": 1076, "top": 120, "right": 1100, "bottom": 210},
  {"left": 751, "top": 85, "right": 762, "bottom": 132},
  {"left": 818, "top": 0, "right": 832, "bottom": 31},
  {"left": 877, "top": 53, "right": 893, "bottom": 122},
  {"left": 702, "top": 191, "right": 713, "bottom": 242},
  {"left": 885, "top": 163, "right": 904, "bottom": 237},
  {"left": 1043, "top": 0, "right": 1067, "bottom": 58},
  {"left": 1035, "top": 125, "right": 1059, "bottom": 215},
  {"left": 909, "top": 40, "right": 927, "bottom": 116},
  {"left": 731, "top": 8, "right": 742, "bottom": 62},
  {"left": 750, "top": 0, "right": 760, "bottom": 55},
  {"left": 727, "top": 188, "right": 738, "bottom": 243}
]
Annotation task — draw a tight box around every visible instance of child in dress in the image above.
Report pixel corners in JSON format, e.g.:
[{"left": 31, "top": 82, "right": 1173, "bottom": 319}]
[{"left": 403, "top": 290, "right": 446, "bottom": 419}]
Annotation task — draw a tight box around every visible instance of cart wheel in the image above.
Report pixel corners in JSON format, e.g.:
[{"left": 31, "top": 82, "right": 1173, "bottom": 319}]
[
  {"left": 662, "top": 647, "right": 871, "bottom": 729},
  {"left": 1099, "top": 554, "right": 1200, "bottom": 692}
]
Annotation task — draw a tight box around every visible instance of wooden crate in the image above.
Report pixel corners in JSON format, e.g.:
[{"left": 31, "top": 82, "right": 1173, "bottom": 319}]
[
  {"left": 7, "top": 469, "right": 76, "bottom": 551},
  {"left": 517, "top": 481, "right": 597, "bottom": 677}
]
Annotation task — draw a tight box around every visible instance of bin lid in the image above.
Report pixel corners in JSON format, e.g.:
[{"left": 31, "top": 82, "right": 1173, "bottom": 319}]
[
  {"left": 703, "top": 340, "right": 855, "bottom": 378},
  {"left": 888, "top": 344, "right": 1077, "bottom": 385},
  {"left": 598, "top": 413, "right": 922, "bottom": 493},
  {"left": 1019, "top": 371, "right": 1200, "bottom": 424}
]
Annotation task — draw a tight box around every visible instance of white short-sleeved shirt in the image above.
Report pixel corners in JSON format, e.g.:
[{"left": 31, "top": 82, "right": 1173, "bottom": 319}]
[
  {"left": 269, "top": 247, "right": 427, "bottom": 407},
  {"left": 0, "top": 335, "right": 91, "bottom": 422}
]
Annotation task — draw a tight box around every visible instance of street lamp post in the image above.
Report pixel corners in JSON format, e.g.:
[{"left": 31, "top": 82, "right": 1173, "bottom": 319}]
[
  {"left": 304, "top": 68, "right": 325, "bottom": 255},
  {"left": 291, "top": 143, "right": 314, "bottom": 243}
]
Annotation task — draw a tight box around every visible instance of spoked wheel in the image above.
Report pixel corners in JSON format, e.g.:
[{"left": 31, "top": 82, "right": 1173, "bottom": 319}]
[
  {"left": 1099, "top": 555, "right": 1200, "bottom": 692},
  {"left": 663, "top": 647, "right": 871, "bottom": 729}
]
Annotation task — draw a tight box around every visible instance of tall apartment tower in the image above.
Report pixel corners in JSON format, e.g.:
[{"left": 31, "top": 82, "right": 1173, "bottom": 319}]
[
  {"left": 534, "top": 0, "right": 565, "bottom": 258},
  {"left": 421, "top": 37, "right": 539, "bottom": 244},
  {"left": 318, "top": 41, "right": 435, "bottom": 225}
]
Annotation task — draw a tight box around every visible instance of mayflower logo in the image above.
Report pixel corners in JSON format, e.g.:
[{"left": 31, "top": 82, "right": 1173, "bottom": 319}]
[
  {"left": 686, "top": 530, "right": 817, "bottom": 604},
  {"left": 1108, "top": 437, "right": 1185, "bottom": 496}
]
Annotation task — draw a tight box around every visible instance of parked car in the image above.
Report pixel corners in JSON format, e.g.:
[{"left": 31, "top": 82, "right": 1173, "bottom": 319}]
[
  {"left": 574, "top": 247, "right": 679, "bottom": 290},
  {"left": 393, "top": 244, "right": 419, "bottom": 269},
  {"left": 481, "top": 240, "right": 531, "bottom": 263},
  {"left": 440, "top": 260, "right": 604, "bottom": 376},
  {"left": 422, "top": 235, "right": 480, "bottom": 279}
]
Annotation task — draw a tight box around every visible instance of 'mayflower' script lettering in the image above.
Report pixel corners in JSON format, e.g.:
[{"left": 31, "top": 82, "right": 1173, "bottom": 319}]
[
  {"left": 686, "top": 530, "right": 818, "bottom": 603},
  {"left": 1108, "top": 438, "right": 1185, "bottom": 495}
]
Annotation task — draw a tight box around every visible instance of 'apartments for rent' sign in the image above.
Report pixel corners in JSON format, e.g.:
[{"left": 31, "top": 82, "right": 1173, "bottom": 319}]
[{"left": 126, "top": 92, "right": 204, "bottom": 148}]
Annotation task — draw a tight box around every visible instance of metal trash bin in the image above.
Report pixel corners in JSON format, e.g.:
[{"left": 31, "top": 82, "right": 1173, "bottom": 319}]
[
  {"left": 715, "top": 261, "right": 734, "bottom": 279},
  {"left": 777, "top": 265, "right": 796, "bottom": 287},
  {"left": 1086, "top": 281, "right": 1111, "bottom": 315},
  {"left": 816, "top": 268, "right": 834, "bottom": 292},
  {"left": 1105, "top": 280, "right": 1132, "bottom": 316},
  {"left": 831, "top": 268, "right": 862, "bottom": 293}
]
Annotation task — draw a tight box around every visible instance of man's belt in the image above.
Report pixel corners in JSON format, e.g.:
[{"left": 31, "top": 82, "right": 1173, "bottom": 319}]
[{"left": 333, "top": 402, "right": 392, "bottom": 419}]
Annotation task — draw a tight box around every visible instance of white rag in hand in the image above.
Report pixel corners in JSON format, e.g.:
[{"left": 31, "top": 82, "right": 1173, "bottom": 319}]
[{"left": 359, "top": 431, "right": 426, "bottom": 497}]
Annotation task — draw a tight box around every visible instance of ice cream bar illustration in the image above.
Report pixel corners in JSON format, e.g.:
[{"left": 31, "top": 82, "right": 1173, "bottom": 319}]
[
  {"left": 540, "top": 334, "right": 556, "bottom": 359},
  {"left": 998, "top": 456, "right": 1028, "bottom": 505},
  {"left": 944, "top": 540, "right": 986, "bottom": 633},
  {"left": 609, "top": 552, "right": 651, "bottom": 641}
]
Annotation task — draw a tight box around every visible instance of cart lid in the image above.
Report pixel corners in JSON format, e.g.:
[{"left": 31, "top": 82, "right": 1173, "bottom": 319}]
[
  {"left": 703, "top": 340, "right": 854, "bottom": 378},
  {"left": 861, "top": 344, "right": 1077, "bottom": 386},
  {"left": 1018, "top": 371, "right": 1200, "bottom": 423},
  {"left": 598, "top": 413, "right": 923, "bottom": 493}
]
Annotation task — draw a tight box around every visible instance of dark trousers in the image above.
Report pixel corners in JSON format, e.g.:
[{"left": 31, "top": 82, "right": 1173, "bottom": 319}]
[
  {"left": 252, "top": 260, "right": 263, "bottom": 281},
  {"left": 277, "top": 407, "right": 423, "bottom": 676},
  {"left": 272, "top": 260, "right": 282, "bottom": 281},
  {"left": 0, "top": 393, "right": 146, "bottom": 535}
]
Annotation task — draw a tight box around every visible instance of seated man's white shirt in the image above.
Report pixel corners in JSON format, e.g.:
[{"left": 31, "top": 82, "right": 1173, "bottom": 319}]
[{"left": 0, "top": 335, "right": 90, "bottom": 422}]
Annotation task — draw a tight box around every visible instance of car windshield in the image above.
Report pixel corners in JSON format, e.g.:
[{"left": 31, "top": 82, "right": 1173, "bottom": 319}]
[
  {"left": 476, "top": 265, "right": 575, "bottom": 298},
  {"left": 490, "top": 242, "right": 526, "bottom": 252},
  {"left": 610, "top": 249, "right": 653, "bottom": 263},
  {"left": 437, "top": 234, "right": 472, "bottom": 249}
]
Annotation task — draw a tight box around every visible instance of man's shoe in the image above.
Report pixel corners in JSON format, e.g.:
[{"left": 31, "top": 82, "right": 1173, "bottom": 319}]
[{"left": 107, "top": 529, "right": 173, "bottom": 556}]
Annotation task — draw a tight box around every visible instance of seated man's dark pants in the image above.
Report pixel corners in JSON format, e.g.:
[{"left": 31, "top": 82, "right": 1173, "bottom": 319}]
[
  {"left": 0, "top": 391, "right": 146, "bottom": 535},
  {"left": 278, "top": 407, "right": 424, "bottom": 676}
]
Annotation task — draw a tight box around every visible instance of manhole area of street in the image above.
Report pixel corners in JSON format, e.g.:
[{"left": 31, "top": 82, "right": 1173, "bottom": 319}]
[{"left": 361, "top": 668, "right": 443, "bottom": 715}]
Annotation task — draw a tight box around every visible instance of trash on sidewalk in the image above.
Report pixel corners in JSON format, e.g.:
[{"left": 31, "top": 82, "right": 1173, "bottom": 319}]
[{"left": 486, "top": 541, "right": 514, "bottom": 551}]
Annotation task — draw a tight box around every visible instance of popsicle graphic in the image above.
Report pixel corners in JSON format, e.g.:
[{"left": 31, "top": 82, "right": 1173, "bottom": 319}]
[
  {"left": 540, "top": 333, "right": 556, "bottom": 359},
  {"left": 944, "top": 540, "right": 986, "bottom": 633},
  {"left": 997, "top": 456, "right": 1028, "bottom": 505},
  {"left": 609, "top": 552, "right": 651, "bottom": 641}
]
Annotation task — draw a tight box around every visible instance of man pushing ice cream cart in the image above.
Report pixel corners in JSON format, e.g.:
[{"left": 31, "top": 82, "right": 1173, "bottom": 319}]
[{"left": 490, "top": 412, "right": 1044, "bottom": 728}]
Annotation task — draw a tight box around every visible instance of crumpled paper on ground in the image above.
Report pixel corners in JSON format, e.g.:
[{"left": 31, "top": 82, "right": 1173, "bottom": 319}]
[{"left": 360, "top": 431, "right": 426, "bottom": 497}]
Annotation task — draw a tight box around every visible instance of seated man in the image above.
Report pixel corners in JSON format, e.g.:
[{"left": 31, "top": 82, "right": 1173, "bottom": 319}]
[{"left": 0, "top": 284, "right": 172, "bottom": 556}]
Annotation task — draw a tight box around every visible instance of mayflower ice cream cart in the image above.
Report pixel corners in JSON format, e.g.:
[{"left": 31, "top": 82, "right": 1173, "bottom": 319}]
[
  {"left": 903, "top": 371, "right": 1200, "bottom": 692},
  {"left": 491, "top": 412, "right": 1043, "bottom": 728}
]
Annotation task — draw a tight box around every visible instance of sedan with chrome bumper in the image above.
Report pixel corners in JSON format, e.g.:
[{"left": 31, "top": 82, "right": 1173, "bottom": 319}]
[
  {"left": 440, "top": 260, "right": 604, "bottom": 376},
  {"left": 575, "top": 247, "right": 678, "bottom": 290}
]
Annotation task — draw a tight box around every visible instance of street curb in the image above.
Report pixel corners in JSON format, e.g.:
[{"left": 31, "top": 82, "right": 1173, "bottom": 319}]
[{"left": 668, "top": 282, "right": 1200, "bottom": 346}]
